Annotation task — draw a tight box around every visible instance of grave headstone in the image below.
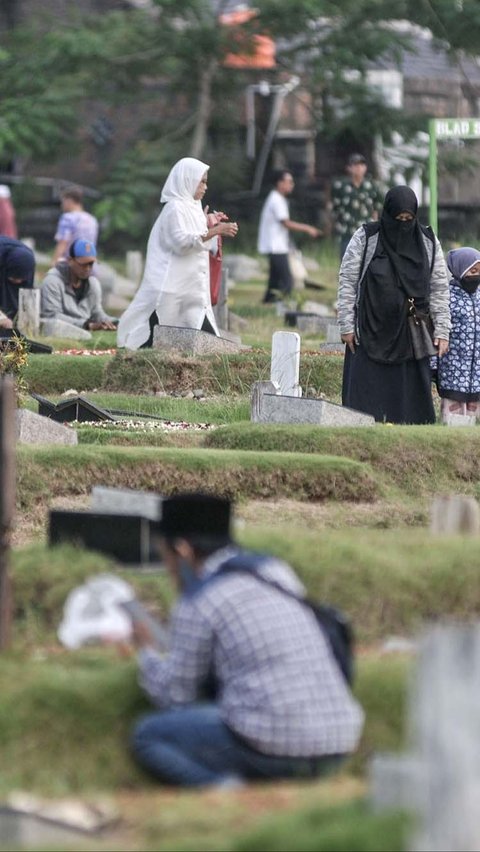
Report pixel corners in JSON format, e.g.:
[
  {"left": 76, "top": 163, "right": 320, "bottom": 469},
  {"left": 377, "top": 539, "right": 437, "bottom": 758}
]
[
  {"left": 16, "top": 409, "right": 78, "bottom": 445},
  {"left": 125, "top": 250, "right": 143, "bottom": 285},
  {"left": 430, "top": 494, "right": 480, "bottom": 535},
  {"left": 49, "top": 510, "right": 158, "bottom": 564},
  {"left": 222, "top": 254, "right": 262, "bottom": 282},
  {"left": 251, "top": 381, "right": 280, "bottom": 421},
  {"left": 295, "top": 314, "right": 334, "bottom": 334},
  {"left": 17, "top": 289, "right": 40, "bottom": 337},
  {"left": 31, "top": 393, "right": 115, "bottom": 424},
  {"left": 40, "top": 319, "right": 92, "bottom": 341},
  {"left": 302, "top": 301, "right": 332, "bottom": 317},
  {"left": 372, "top": 624, "right": 480, "bottom": 852},
  {"left": 326, "top": 323, "right": 342, "bottom": 344},
  {"left": 152, "top": 325, "right": 246, "bottom": 355},
  {"left": 443, "top": 413, "right": 477, "bottom": 427},
  {"left": 90, "top": 486, "right": 162, "bottom": 521},
  {"left": 271, "top": 331, "right": 301, "bottom": 397},
  {"left": 213, "top": 267, "right": 229, "bottom": 332},
  {"left": 251, "top": 385, "right": 374, "bottom": 426}
]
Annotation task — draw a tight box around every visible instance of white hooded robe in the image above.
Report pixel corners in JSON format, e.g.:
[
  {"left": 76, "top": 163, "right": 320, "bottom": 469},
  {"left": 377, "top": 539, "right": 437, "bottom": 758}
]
[{"left": 117, "top": 157, "right": 219, "bottom": 350}]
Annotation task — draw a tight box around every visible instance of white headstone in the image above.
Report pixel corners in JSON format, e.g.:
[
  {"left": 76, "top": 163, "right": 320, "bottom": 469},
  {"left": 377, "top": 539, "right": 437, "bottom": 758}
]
[
  {"left": 271, "top": 331, "right": 302, "bottom": 397},
  {"left": 430, "top": 494, "right": 480, "bottom": 535},
  {"left": 125, "top": 251, "right": 143, "bottom": 285},
  {"left": 326, "top": 323, "right": 342, "bottom": 344},
  {"left": 17, "top": 289, "right": 40, "bottom": 336},
  {"left": 40, "top": 319, "right": 92, "bottom": 341},
  {"left": 213, "top": 268, "right": 229, "bottom": 332},
  {"left": 91, "top": 486, "right": 162, "bottom": 521},
  {"left": 371, "top": 624, "right": 480, "bottom": 852},
  {"left": 16, "top": 409, "right": 78, "bottom": 445}
]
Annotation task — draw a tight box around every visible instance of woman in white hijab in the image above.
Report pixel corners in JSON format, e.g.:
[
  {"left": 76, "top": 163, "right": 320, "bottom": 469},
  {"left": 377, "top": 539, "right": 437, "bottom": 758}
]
[{"left": 117, "top": 157, "right": 239, "bottom": 350}]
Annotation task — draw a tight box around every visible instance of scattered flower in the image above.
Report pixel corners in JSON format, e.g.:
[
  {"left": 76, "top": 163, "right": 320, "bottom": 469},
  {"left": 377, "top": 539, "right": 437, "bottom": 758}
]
[
  {"left": 54, "top": 349, "right": 118, "bottom": 356},
  {"left": 74, "top": 418, "right": 217, "bottom": 433}
]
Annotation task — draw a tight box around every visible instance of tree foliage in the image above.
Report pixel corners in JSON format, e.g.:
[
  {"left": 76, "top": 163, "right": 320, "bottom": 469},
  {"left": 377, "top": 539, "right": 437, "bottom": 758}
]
[{"left": 2, "top": 0, "right": 479, "bottom": 240}]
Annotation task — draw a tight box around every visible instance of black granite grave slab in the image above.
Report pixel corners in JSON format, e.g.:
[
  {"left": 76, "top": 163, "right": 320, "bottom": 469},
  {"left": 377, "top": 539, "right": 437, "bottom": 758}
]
[
  {"left": 0, "top": 329, "right": 52, "bottom": 354},
  {"left": 31, "top": 393, "right": 115, "bottom": 423},
  {"left": 49, "top": 510, "right": 159, "bottom": 564}
]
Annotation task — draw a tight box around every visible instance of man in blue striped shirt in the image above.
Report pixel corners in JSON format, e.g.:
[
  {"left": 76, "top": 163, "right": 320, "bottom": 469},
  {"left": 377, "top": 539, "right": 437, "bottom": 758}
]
[{"left": 131, "top": 493, "right": 364, "bottom": 787}]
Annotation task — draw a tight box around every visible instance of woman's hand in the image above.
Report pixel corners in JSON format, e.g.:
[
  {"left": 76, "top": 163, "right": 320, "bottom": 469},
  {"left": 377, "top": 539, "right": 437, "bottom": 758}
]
[
  {"left": 0, "top": 317, "right": 13, "bottom": 329},
  {"left": 435, "top": 338, "right": 449, "bottom": 357},
  {"left": 341, "top": 332, "right": 356, "bottom": 354},
  {"left": 215, "top": 221, "right": 239, "bottom": 238}
]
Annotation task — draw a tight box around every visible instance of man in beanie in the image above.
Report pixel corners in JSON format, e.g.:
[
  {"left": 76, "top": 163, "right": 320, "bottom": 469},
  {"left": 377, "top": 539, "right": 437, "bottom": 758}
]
[
  {"left": 130, "top": 493, "right": 364, "bottom": 788},
  {"left": 331, "top": 153, "right": 383, "bottom": 260},
  {"left": 40, "top": 239, "right": 116, "bottom": 331}
]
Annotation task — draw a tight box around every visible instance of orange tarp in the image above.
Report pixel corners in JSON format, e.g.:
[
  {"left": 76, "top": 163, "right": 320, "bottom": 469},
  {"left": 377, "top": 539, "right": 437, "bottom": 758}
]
[{"left": 220, "top": 8, "right": 276, "bottom": 69}]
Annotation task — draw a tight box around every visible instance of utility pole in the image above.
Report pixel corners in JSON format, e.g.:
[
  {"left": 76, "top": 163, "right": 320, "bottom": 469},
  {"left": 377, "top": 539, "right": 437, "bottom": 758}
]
[{"left": 0, "top": 376, "right": 15, "bottom": 650}]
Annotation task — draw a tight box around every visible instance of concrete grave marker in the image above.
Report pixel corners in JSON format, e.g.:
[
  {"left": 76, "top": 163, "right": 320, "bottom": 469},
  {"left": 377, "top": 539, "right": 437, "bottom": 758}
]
[
  {"left": 40, "top": 319, "right": 92, "bottom": 341},
  {"left": 91, "top": 486, "right": 162, "bottom": 521},
  {"left": 153, "top": 325, "right": 247, "bottom": 356},
  {"left": 125, "top": 250, "right": 143, "bottom": 285},
  {"left": 326, "top": 323, "right": 342, "bottom": 344},
  {"left": 430, "top": 494, "right": 480, "bottom": 535},
  {"left": 251, "top": 383, "right": 374, "bottom": 426},
  {"left": 371, "top": 624, "right": 480, "bottom": 852},
  {"left": 16, "top": 409, "right": 78, "bottom": 445},
  {"left": 213, "top": 268, "right": 229, "bottom": 332},
  {"left": 271, "top": 331, "right": 302, "bottom": 397},
  {"left": 17, "top": 289, "right": 40, "bottom": 337}
]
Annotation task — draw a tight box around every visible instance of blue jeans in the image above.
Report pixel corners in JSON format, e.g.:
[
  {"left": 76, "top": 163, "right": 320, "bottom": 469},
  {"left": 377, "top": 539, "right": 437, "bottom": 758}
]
[{"left": 131, "top": 703, "right": 345, "bottom": 787}]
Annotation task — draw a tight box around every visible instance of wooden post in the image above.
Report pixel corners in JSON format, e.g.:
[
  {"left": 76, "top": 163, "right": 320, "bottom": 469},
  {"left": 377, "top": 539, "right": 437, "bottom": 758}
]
[{"left": 0, "top": 376, "right": 16, "bottom": 650}]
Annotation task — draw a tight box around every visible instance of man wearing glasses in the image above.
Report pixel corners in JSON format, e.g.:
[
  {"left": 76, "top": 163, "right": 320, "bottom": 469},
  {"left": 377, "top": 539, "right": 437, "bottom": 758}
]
[{"left": 40, "top": 239, "right": 117, "bottom": 331}]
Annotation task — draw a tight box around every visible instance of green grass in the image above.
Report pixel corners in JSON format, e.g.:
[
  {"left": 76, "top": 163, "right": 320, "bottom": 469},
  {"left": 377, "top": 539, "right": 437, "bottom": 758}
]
[
  {"left": 206, "top": 423, "right": 480, "bottom": 495},
  {"left": 234, "top": 799, "right": 408, "bottom": 852},
  {"left": 0, "top": 646, "right": 407, "bottom": 795},
  {"left": 103, "top": 351, "right": 344, "bottom": 398},
  {"left": 17, "top": 445, "right": 378, "bottom": 509},
  {"left": 25, "top": 354, "right": 110, "bottom": 393},
  {"left": 13, "top": 528, "right": 480, "bottom": 647},
  {"left": 79, "top": 392, "right": 250, "bottom": 424},
  {"left": 24, "top": 349, "right": 343, "bottom": 399}
]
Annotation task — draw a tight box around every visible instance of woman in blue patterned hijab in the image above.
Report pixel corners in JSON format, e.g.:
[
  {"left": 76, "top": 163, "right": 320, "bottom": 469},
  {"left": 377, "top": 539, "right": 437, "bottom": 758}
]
[{"left": 437, "top": 246, "right": 480, "bottom": 421}]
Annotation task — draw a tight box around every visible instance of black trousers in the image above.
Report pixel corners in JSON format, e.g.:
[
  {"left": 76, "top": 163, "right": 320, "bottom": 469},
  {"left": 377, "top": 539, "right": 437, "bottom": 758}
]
[{"left": 263, "top": 253, "right": 293, "bottom": 303}]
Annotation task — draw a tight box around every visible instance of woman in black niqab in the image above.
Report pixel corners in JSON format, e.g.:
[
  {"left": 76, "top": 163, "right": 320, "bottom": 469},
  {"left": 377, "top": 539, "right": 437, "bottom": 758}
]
[
  {"left": 358, "top": 186, "right": 431, "bottom": 364},
  {"left": 0, "top": 236, "right": 35, "bottom": 320},
  {"left": 342, "top": 185, "right": 446, "bottom": 424}
]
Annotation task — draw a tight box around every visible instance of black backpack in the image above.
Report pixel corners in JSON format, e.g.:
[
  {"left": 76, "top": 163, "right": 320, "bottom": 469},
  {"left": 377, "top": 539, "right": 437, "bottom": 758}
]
[{"left": 211, "top": 553, "right": 354, "bottom": 685}]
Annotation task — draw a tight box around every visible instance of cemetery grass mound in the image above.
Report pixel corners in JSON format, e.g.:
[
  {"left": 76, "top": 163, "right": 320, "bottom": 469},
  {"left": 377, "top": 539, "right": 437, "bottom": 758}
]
[
  {"left": 14, "top": 531, "right": 480, "bottom": 647},
  {"left": 25, "top": 351, "right": 343, "bottom": 398},
  {"left": 25, "top": 354, "right": 109, "bottom": 394},
  {"left": 206, "top": 423, "right": 480, "bottom": 495},
  {"left": 17, "top": 446, "right": 379, "bottom": 509},
  {"left": 103, "top": 351, "right": 343, "bottom": 399},
  {"left": 233, "top": 798, "right": 408, "bottom": 852}
]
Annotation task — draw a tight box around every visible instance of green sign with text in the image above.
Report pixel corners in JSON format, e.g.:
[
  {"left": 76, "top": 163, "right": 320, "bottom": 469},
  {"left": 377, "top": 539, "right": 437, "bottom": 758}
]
[
  {"left": 434, "top": 118, "right": 480, "bottom": 140},
  {"left": 429, "top": 117, "right": 480, "bottom": 233}
]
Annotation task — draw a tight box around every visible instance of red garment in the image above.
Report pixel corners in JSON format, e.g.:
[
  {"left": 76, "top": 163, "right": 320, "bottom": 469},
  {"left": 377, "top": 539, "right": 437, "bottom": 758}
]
[
  {"left": 0, "top": 199, "right": 17, "bottom": 238},
  {"left": 209, "top": 236, "right": 223, "bottom": 306}
]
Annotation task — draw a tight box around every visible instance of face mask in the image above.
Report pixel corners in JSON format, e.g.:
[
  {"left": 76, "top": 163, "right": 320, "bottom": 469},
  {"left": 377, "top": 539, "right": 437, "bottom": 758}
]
[
  {"left": 178, "top": 559, "right": 202, "bottom": 595},
  {"left": 460, "top": 275, "right": 480, "bottom": 294}
]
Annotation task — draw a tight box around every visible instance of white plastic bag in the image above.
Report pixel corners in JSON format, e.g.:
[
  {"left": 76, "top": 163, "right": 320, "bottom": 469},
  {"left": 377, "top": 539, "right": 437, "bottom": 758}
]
[{"left": 58, "top": 574, "right": 135, "bottom": 649}]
